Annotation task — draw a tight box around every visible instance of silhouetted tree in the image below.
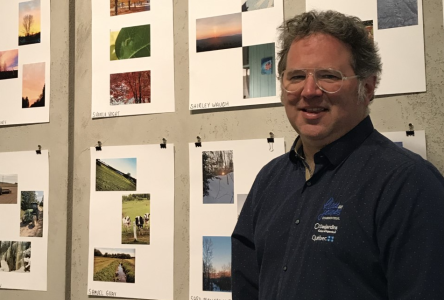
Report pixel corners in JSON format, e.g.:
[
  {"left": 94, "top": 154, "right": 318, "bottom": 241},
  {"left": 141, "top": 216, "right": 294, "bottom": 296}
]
[{"left": 22, "top": 15, "right": 34, "bottom": 37}]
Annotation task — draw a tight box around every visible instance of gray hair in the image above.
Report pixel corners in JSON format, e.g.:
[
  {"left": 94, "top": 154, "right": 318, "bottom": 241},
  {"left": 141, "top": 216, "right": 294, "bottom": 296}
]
[{"left": 277, "top": 10, "right": 382, "bottom": 101}]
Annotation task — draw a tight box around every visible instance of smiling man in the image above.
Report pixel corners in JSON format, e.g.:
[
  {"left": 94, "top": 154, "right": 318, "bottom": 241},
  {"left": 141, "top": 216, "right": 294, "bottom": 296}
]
[{"left": 232, "top": 10, "right": 444, "bottom": 300}]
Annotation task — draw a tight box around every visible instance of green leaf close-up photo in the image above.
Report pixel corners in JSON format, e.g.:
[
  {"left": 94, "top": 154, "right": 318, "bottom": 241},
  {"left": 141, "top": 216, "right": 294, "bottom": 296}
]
[{"left": 114, "top": 24, "right": 151, "bottom": 60}]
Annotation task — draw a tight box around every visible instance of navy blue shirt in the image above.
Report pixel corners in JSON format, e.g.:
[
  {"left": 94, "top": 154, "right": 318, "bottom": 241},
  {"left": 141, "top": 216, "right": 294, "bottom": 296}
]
[{"left": 232, "top": 117, "right": 444, "bottom": 300}]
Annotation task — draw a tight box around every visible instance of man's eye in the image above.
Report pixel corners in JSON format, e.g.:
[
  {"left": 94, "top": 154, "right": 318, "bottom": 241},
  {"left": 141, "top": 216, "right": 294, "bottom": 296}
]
[
  {"left": 289, "top": 75, "right": 306, "bottom": 81},
  {"left": 317, "top": 71, "right": 341, "bottom": 80}
]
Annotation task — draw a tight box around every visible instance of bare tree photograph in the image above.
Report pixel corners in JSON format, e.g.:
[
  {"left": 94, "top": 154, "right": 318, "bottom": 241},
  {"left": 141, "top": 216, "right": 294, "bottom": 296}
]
[
  {"left": 19, "top": 0, "right": 41, "bottom": 46},
  {"left": 202, "top": 151, "right": 234, "bottom": 204},
  {"left": 202, "top": 236, "right": 231, "bottom": 292}
]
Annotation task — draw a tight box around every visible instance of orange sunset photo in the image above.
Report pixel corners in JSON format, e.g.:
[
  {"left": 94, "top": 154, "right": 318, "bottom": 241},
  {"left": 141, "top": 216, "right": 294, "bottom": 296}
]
[
  {"left": 196, "top": 13, "right": 242, "bottom": 53},
  {"left": 19, "top": 0, "right": 41, "bottom": 46},
  {"left": 22, "top": 62, "right": 45, "bottom": 108},
  {"left": 0, "top": 49, "right": 19, "bottom": 80}
]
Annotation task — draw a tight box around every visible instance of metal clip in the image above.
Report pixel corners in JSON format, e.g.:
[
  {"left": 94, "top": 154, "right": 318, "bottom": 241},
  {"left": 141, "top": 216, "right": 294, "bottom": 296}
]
[
  {"left": 95, "top": 141, "right": 102, "bottom": 151},
  {"left": 267, "top": 132, "right": 275, "bottom": 152},
  {"left": 160, "top": 138, "right": 167, "bottom": 149},
  {"left": 36, "top": 145, "right": 42, "bottom": 155},
  {"left": 406, "top": 123, "right": 415, "bottom": 137},
  {"left": 195, "top": 136, "right": 202, "bottom": 147}
]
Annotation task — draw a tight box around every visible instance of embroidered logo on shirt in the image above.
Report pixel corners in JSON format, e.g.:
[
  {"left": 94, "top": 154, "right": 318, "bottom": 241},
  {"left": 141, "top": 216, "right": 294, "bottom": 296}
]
[
  {"left": 311, "top": 235, "right": 335, "bottom": 242},
  {"left": 314, "top": 223, "right": 338, "bottom": 234},
  {"left": 317, "top": 197, "right": 343, "bottom": 221}
]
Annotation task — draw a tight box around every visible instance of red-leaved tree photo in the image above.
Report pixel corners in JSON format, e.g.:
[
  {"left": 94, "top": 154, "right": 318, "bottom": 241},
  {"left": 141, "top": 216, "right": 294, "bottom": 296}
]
[{"left": 110, "top": 70, "right": 151, "bottom": 105}]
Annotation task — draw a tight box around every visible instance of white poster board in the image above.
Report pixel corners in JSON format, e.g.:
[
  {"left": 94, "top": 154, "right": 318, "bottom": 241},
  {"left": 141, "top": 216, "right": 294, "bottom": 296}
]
[
  {"left": 0, "top": 0, "right": 50, "bottom": 126},
  {"left": 91, "top": 0, "right": 175, "bottom": 118},
  {"left": 0, "top": 150, "right": 49, "bottom": 291},
  {"left": 381, "top": 130, "right": 427, "bottom": 159},
  {"left": 306, "top": 0, "right": 426, "bottom": 96},
  {"left": 189, "top": 138, "right": 285, "bottom": 299},
  {"left": 88, "top": 144, "right": 174, "bottom": 299},
  {"left": 189, "top": 0, "right": 284, "bottom": 110}
]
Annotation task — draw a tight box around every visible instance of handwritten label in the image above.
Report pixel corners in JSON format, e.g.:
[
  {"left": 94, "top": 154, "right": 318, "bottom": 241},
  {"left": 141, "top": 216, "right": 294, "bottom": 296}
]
[
  {"left": 190, "top": 102, "right": 230, "bottom": 110},
  {"left": 88, "top": 289, "right": 117, "bottom": 297},
  {"left": 0, "top": 120, "right": 6, "bottom": 125},
  {"left": 92, "top": 111, "right": 121, "bottom": 118},
  {"left": 191, "top": 296, "right": 231, "bottom": 300}
]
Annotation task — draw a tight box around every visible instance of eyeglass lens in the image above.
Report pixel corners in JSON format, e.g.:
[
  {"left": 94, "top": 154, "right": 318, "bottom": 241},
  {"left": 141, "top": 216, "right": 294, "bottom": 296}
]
[{"left": 282, "top": 69, "right": 344, "bottom": 93}]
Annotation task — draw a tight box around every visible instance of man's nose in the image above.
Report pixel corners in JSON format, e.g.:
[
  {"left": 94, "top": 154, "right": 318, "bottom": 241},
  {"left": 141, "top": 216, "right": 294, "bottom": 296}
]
[{"left": 301, "top": 72, "right": 322, "bottom": 98}]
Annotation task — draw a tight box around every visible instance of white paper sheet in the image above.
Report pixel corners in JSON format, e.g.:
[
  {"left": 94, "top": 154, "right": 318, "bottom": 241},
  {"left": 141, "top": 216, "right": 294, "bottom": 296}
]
[
  {"left": 91, "top": 0, "right": 175, "bottom": 118},
  {"left": 88, "top": 144, "right": 174, "bottom": 299},
  {"left": 0, "top": 0, "right": 50, "bottom": 126},
  {"left": 189, "top": 0, "right": 284, "bottom": 111},
  {"left": 0, "top": 150, "right": 49, "bottom": 291},
  {"left": 306, "top": 0, "right": 426, "bottom": 96},
  {"left": 381, "top": 130, "right": 427, "bottom": 159},
  {"left": 189, "top": 138, "right": 285, "bottom": 298}
]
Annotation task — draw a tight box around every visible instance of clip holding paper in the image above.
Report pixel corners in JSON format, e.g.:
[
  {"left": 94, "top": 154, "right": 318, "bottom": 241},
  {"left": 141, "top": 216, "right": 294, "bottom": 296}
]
[
  {"left": 36, "top": 145, "right": 42, "bottom": 155},
  {"left": 95, "top": 141, "right": 102, "bottom": 151},
  {"left": 267, "top": 132, "right": 275, "bottom": 152},
  {"left": 195, "top": 136, "right": 202, "bottom": 147},
  {"left": 160, "top": 138, "right": 167, "bottom": 149},
  {"left": 406, "top": 123, "right": 415, "bottom": 137}
]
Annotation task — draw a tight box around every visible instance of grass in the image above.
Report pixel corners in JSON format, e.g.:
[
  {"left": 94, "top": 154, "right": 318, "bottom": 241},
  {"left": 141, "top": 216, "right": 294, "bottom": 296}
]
[
  {"left": 122, "top": 198, "right": 150, "bottom": 244},
  {"left": 96, "top": 164, "right": 136, "bottom": 191},
  {"left": 122, "top": 259, "right": 136, "bottom": 283},
  {"left": 93, "top": 257, "right": 121, "bottom": 282}
]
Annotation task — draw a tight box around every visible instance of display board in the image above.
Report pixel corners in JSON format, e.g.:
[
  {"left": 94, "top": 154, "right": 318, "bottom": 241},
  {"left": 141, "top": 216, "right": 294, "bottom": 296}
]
[
  {"left": 0, "top": 0, "right": 51, "bottom": 126},
  {"left": 87, "top": 144, "right": 174, "bottom": 299},
  {"left": 189, "top": 138, "right": 285, "bottom": 299}
]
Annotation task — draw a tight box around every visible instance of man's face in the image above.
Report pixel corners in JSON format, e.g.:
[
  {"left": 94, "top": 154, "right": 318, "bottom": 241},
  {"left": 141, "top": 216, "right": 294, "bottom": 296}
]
[{"left": 281, "top": 33, "right": 375, "bottom": 148}]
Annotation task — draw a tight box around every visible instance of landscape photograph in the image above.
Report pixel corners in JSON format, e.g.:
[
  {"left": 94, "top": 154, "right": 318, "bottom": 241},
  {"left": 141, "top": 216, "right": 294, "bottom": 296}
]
[
  {"left": 0, "top": 241, "right": 31, "bottom": 272},
  {"left": 110, "top": 0, "right": 150, "bottom": 16},
  {"left": 377, "top": 0, "right": 418, "bottom": 29},
  {"left": 110, "top": 70, "right": 151, "bottom": 105},
  {"left": 93, "top": 248, "right": 135, "bottom": 283},
  {"left": 20, "top": 191, "right": 44, "bottom": 238},
  {"left": 196, "top": 13, "right": 242, "bottom": 53},
  {"left": 237, "top": 194, "right": 247, "bottom": 218},
  {"left": 202, "top": 151, "right": 234, "bottom": 204},
  {"left": 110, "top": 24, "right": 151, "bottom": 61},
  {"left": 202, "top": 236, "right": 231, "bottom": 292},
  {"left": 0, "top": 174, "right": 18, "bottom": 204},
  {"left": 242, "top": 0, "right": 274, "bottom": 12},
  {"left": 96, "top": 158, "right": 137, "bottom": 191},
  {"left": 18, "top": 0, "right": 41, "bottom": 46},
  {"left": 122, "top": 193, "right": 150, "bottom": 245},
  {"left": 22, "top": 62, "right": 45, "bottom": 108},
  {"left": 0, "top": 49, "right": 19, "bottom": 80}
]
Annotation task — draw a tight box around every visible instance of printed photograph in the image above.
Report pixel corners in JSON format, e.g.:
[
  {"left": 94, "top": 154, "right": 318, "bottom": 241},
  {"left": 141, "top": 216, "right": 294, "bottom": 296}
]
[
  {"left": 122, "top": 193, "right": 150, "bottom": 245},
  {"left": 22, "top": 62, "right": 45, "bottom": 108},
  {"left": 93, "top": 248, "right": 135, "bottom": 283},
  {"left": 377, "top": 0, "right": 418, "bottom": 30},
  {"left": 0, "top": 174, "right": 18, "bottom": 204},
  {"left": 20, "top": 191, "right": 44, "bottom": 237},
  {"left": 96, "top": 158, "right": 137, "bottom": 191},
  {"left": 242, "top": 0, "right": 274, "bottom": 12},
  {"left": 196, "top": 13, "right": 242, "bottom": 53},
  {"left": 202, "top": 236, "right": 231, "bottom": 292},
  {"left": 110, "top": 70, "right": 151, "bottom": 105},
  {"left": 110, "top": 0, "right": 150, "bottom": 16},
  {"left": 243, "top": 43, "right": 276, "bottom": 99},
  {"left": 19, "top": 0, "right": 41, "bottom": 46},
  {"left": 0, "top": 241, "right": 31, "bottom": 272},
  {"left": 110, "top": 24, "right": 150, "bottom": 61},
  {"left": 237, "top": 194, "right": 248, "bottom": 218},
  {"left": 0, "top": 49, "right": 18, "bottom": 80},
  {"left": 202, "top": 151, "right": 234, "bottom": 204},
  {"left": 363, "top": 20, "right": 374, "bottom": 41}
]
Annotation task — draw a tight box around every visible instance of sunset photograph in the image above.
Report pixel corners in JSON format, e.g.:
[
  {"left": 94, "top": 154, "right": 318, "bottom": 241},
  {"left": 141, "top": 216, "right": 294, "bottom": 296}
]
[
  {"left": 22, "top": 62, "right": 45, "bottom": 108},
  {"left": 0, "top": 49, "right": 19, "bottom": 80},
  {"left": 19, "top": 0, "right": 41, "bottom": 46},
  {"left": 196, "top": 13, "right": 242, "bottom": 53}
]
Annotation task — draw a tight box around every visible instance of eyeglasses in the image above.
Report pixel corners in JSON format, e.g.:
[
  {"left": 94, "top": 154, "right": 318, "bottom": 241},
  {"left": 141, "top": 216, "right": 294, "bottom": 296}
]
[{"left": 280, "top": 68, "right": 359, "bottom": 94}]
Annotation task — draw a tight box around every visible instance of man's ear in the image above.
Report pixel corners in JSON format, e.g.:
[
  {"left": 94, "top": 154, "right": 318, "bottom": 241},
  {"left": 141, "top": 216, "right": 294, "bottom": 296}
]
[{"left": 364, "top": 75, "right": 377, "bottom": 103}]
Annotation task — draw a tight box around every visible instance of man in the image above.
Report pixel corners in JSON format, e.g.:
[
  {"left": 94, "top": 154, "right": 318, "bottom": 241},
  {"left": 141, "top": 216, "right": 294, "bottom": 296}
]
[{"left": 232, "top": 10, "right": 444, "bottom": 300}]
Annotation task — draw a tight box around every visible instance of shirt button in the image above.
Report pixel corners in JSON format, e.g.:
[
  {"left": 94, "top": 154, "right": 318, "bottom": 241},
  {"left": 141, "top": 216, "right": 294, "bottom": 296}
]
[
  {"left": 307, "top": 181, "right": 312, "bottom": 186},
  {"left": 283, "top": 266, "right": 287, "bottom": 271},
  {"left": 295, "top": 219, "right": 300, "bottom": 225}
]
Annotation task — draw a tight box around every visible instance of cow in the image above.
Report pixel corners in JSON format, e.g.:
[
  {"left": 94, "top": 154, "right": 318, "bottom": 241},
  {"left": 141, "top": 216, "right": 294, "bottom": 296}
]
[
  {"left": 143, "top": 213, "right": 150, "bottom": 227},
  {"left": 122, "top": 216, "right": 131, "bottom": 232},
  {"left": 135, "top": 216, "right": 144, "bottom": 235}
]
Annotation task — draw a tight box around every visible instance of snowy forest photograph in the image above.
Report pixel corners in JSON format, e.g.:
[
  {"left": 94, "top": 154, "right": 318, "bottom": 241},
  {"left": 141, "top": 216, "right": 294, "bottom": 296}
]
[
  {"left": 110, "top": 70, "right": 151, "bottom": 105},
  {"left": 202, "top": 151, "right": 234, "bottom": 204},
  {"left": 202, "top": 236, "right": 231, "bottom": 292}
]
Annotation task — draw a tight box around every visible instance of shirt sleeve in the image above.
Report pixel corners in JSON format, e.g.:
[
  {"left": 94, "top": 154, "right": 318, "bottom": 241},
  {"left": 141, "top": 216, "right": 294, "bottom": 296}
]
[{"left": 376, "top": 161, "right": 444, "bottom": 299}]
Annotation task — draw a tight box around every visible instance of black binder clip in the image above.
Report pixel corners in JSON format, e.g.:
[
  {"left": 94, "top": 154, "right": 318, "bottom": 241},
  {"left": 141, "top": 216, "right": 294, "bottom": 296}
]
[
  {"left": 160, "top": 138, "right": 167, "bottom": 149},
  {"left": 36, "top": 145, "right": 41, "bottom": 155},
  {"left": 267, "top": 132, "right": 274, "bottom": 152},
  {"left": 195, "top": 136, "right": 202, "bottom": 147},
  {"left": 95, "top": 141, "right": 102, "bottom": 151},
  {"left": 406, "top": 123, "right": 415, "bottom": 137}
]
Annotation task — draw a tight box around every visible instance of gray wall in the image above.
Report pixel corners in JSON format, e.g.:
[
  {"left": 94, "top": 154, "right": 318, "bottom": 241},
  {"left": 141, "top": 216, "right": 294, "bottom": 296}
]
[{"left": 1, "top": 0, "right": 444, "bottom": 300}]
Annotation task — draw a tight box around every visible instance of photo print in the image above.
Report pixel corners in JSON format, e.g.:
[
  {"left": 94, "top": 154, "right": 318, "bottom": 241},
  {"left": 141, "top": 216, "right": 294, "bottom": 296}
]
[
  {"left": 122, "top": 193, "right": 150, "bottom": 245},
  {"left": 110, "top": 70, "right": 151, "bottom": 105},
  {"left": 110, "top": 24, "right": 151, "bottom": 61},
  {"left": 237, "top": 194, "right": 248, "bottom": 218},
  {"left": 196, "top": 13, "right": 242, "bottom": 53},
  {"left": 18, "top": 0, "right": 41, "bottom": 46},
  {"left": 93, "top": 248, "right": 135, "bottom": 283},
  {"left": 0, "top": 241, "right": 31, "bottom": 272},
  {"left": 20, "top": 191, "right": 44, "bottom": 237},
  {"left": 377, "top": 0, "right": 418, "bottom": 29},
  {"left": 242, "top": 0, "right": 274, "bottom": 12},
  {"left": 0, "top": 174, "right": 18, "bottom": 204},
  {"left": 202, "top": 151, "right": 234, "bottom": 204},
  {"left": 0, "top": 49, "right": 18, "bottom": 80},
  {"left": 202, "top": 236, "right": 232, "bottom": 292},
  {"left": 96, "top": 158, "right": 137, "bottom": 191},
  {"left": 22, "top": 62, "right": 45, "bottom": 108},
  {"left": 110, "top": 0, "right": 150, "bottom": 16},
  {"left": 242, "top": 43, "right": 276, "bottom": 99},
  {"left": 362, "top": 20, "right": 374, "bottom": 40}
]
